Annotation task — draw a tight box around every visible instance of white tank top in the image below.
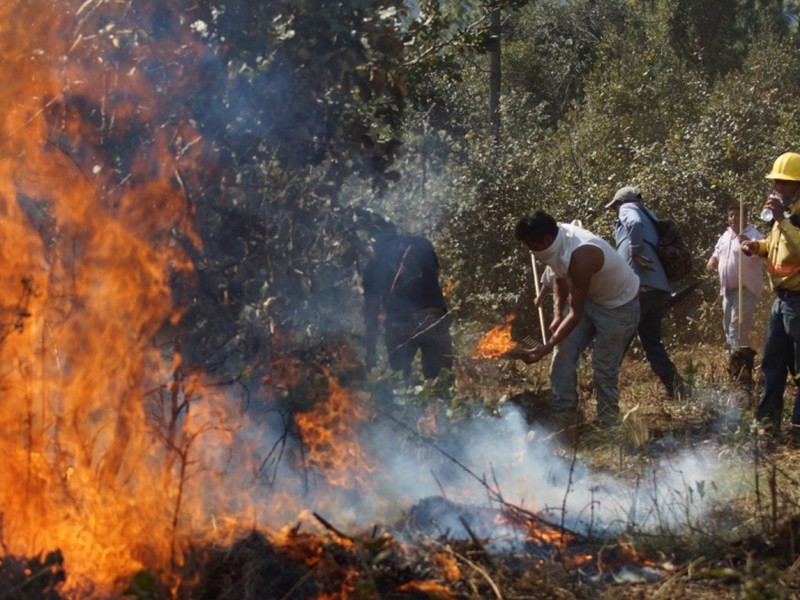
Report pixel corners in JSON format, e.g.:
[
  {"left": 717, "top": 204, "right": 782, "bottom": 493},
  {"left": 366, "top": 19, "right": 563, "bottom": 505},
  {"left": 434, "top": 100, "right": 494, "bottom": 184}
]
[{"left": 534, "top": 224, "right": 639, "bottom": 308}]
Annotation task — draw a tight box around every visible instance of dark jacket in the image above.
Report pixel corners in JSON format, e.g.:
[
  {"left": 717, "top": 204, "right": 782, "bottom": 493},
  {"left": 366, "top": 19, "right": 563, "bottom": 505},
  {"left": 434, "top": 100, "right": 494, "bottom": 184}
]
[{"left": 363, "top": 235, "right": 447, "bottom": 322}]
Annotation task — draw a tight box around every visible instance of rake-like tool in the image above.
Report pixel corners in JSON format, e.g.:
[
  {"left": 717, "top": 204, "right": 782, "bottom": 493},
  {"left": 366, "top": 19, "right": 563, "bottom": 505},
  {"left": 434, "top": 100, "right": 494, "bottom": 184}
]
[{"left": 501, "top": 334, "right": 545, "bottom": 360}]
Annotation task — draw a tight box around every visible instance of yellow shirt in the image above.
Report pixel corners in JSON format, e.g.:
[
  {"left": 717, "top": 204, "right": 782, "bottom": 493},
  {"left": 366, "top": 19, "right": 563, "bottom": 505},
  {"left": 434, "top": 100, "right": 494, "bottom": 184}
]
[{"left": 753, "top": 198, "right": 800, "bottom": 291}]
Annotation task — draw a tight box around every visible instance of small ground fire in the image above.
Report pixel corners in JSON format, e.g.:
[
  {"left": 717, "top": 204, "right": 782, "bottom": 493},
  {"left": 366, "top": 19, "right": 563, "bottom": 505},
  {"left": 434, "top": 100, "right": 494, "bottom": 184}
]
[{"left": 473, "top": 315, "right": 516, "bottom": 359}]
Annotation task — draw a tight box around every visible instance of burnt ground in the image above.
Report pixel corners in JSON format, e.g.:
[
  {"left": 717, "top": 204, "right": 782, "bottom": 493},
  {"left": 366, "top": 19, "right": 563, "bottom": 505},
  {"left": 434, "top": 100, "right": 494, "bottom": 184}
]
[
  {"left": 164, "top": 297, "right": 800, "bottom": 598},
  {"left": 450, "top": 334, "right": 800, "bottom": 599},
  {"left": 7, "top": 333, "right": 800, "bottom": 599},
  {"left": 132, "top": 340, "right": 800, "bottom": 599}
]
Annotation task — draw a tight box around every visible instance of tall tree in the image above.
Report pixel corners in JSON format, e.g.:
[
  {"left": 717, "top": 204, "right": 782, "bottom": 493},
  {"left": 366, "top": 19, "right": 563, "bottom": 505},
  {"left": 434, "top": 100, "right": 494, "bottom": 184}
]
[
  {"left": 489, "top": 2, "right": 502, "bottom": 138},
  {"left": 659, "top": 0, "right": 791, "bottom": 78}
]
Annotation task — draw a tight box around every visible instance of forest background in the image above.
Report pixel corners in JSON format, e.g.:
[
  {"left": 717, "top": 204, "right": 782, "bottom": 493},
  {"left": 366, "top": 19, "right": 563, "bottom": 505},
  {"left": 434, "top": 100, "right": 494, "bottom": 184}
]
[{"left": 191, "top": 0, "right": 800, "bottom": 380}]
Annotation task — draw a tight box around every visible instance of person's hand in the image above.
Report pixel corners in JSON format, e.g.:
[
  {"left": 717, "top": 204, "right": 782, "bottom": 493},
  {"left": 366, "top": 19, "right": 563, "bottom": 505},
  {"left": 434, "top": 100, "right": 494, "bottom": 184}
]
[
  {"left": 633, "top": 254, "right": 656, "bottom": 271},
  {"left": 765, "top": 192, "right": 785, "bottom": 222},
  {"left": 740, "top": 240, "right": 757, "bottom": 256},
  {"left": 534, "top": 292, "right": 547, "bottom": 308},
  {"left": 737, "top": 234, "right": 750, "bottom": 243},
  {"left": 520, "top": 342, "right": 550, "bottom": 364}
]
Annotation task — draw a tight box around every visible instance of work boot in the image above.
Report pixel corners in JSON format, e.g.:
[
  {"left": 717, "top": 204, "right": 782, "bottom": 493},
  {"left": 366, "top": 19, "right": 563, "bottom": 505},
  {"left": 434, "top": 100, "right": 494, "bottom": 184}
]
[
  {"left": 594, "top": 407, "right": 620, "bottom": 429},
  {"left": 666, "top": 377, "right": 690, "bottom": 401},
  {"left": 543, "top": 410, "right": 582, "bottom": 447},
  {"left": 729, "top": 347, "right": 756, "bottom": 386},
  {"left": 786, "top": 425, "right": 800, "bottom": 448}
]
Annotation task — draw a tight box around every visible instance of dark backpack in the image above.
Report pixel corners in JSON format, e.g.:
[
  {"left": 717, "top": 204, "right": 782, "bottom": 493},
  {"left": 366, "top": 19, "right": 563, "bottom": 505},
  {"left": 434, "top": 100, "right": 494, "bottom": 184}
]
[{"left": 642, "top": 210, "right": 693, "bottom": 282}]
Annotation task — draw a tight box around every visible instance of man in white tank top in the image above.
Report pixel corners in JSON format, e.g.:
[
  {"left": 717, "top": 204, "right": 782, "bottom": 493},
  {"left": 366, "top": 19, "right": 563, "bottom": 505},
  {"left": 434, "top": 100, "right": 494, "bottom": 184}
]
[{"left": 514, "top": 210, "right": 640, "bottom": 429}]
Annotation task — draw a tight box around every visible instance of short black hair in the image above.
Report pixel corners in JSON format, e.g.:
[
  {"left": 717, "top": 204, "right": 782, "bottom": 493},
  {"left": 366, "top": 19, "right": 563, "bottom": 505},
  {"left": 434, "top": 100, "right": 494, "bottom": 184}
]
[
  {"left": 515, "top": 210, "right": 558, "bottom": 244},
  {"left": 726, "top": 203, "right": 742, "bottom": 213}
]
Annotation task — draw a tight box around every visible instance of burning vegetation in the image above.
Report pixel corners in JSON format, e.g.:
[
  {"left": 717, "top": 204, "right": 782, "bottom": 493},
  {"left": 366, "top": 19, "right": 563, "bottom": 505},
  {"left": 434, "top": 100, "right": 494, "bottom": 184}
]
[
  {"left": 0, "top": 4, "right": 583, "bottom": 596},
  {"left": 473, "top": 316, "right": 516, "bottom": 359}
]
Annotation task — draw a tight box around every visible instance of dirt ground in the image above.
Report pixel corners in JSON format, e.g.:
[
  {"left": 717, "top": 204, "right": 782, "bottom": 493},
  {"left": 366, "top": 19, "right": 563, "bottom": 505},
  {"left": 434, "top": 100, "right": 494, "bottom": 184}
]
[{"left": 451, "top": 330, "right": 800, "bottom": 599}]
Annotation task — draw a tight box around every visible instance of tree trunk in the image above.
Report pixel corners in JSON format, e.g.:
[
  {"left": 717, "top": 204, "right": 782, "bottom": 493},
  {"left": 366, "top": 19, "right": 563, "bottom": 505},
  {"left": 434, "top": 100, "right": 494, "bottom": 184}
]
[{"left": 488, "top": 2, "right": 501, "bottom": 139}]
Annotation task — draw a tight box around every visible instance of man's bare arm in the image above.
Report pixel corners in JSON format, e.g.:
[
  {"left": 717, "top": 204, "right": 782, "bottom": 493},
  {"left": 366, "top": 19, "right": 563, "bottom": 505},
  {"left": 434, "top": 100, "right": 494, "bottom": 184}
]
[{"left": 523, "top": 245, "right": 603, "bottom": 363}]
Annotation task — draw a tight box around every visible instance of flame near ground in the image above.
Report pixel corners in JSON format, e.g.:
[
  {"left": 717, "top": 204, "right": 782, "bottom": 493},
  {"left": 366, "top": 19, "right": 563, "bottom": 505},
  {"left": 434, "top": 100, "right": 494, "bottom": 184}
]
[
  {"left": 0, "top": 1, "right": 752, "bottom": 597},
  {"left": 0, "top": 0, "right": 212, "bottom": 593}
]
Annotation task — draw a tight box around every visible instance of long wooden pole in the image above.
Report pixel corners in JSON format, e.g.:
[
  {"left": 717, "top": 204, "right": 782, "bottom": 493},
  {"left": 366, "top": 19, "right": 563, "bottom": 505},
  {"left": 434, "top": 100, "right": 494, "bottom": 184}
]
[
  {"left": 531, "top": 255, "right": 548, "bottom": 344},
  {"left": 738, "top": 198, "right": 744, "bottom": 347}
]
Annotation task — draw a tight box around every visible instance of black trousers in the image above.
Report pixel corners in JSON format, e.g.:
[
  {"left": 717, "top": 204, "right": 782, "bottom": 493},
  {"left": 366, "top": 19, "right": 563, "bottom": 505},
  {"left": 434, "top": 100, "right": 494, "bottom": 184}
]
[{"left": 385, "top": 309, "right": 453, "bottom": 379}]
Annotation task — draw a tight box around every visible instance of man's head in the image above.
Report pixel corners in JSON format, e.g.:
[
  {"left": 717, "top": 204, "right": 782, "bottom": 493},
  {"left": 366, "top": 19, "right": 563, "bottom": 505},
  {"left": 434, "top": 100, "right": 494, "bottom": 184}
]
[
  {"left": 374, "top": 218, "right": 398, "bottom": 242},
  {"left": 604, "top": 185, "right": 642, "bottom": 212},
  {"left": 727, "top": 203, "right": 745, "bottom": 232},
  {"left": 355, "top": 208, "right": 399, "bottom": 243},
  {"left": 515, "top": 210, "right": 559, "bottom": 251},
  {"left": 766, "top": 152, "right": 800, "bottom": 202}
]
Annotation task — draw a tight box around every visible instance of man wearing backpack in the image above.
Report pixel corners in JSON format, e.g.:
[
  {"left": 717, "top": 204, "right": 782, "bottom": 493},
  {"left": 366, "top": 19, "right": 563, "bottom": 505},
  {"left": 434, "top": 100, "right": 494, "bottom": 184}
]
[
  {"left": 362, "top": 220, "right": 453, "bottom": 380},
  {"left": 607, "top": 186, "right": 686, "bottom": 399}
]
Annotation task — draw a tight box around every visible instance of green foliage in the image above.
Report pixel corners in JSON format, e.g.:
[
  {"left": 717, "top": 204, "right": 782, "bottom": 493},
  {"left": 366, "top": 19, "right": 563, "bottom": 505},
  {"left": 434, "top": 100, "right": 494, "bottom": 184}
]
[
  {"left": 122, "top": 569, "right": 168, "bottom": 600},
  {"left": 139, "top": 0, "right": 446, "bottom": 375},
  {"left": 192, "top": 0, "right": 409, "bottom": 178},
  {"left": 664, "top": 0, "right": 741, "bottom": 77},
  {"left": 175, "top": 0, "right": 546, "bottom": 376},
  {"left": 435, "top": 1, "right": 800, "bottom": 334},
  {"left": 61, "top": 0, "right": 800, "bottom": 370},
  {"left": 503, "top": 0, "right": 636, "bottom": 124},
  {"left": 657, "top": 0, "right": 797, "bottom": 80}
]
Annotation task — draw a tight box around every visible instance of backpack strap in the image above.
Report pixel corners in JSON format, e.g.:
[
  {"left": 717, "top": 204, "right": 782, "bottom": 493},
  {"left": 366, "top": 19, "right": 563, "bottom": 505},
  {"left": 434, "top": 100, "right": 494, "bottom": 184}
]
[
  {"left": 631, "top": 204, "right": 660, "bottom": 247},
  {"left": 639, "top": 205, "right": 659, "bottom": 228}
]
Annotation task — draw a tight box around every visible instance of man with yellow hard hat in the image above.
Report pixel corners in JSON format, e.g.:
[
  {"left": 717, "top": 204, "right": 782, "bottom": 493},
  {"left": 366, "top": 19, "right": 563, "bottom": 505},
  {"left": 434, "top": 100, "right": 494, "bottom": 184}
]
[{"left": 742, "top": 152, "right": 800, "bottom": 436}]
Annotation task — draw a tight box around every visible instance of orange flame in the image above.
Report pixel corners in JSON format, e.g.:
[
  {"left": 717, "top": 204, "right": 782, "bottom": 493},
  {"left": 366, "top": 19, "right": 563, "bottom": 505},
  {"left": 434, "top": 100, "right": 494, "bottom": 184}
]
[
  {"left": 0, "top": 1, "right": 247, "bottom": 595},
  {"left": 434, "top": 552, "right": 462, "bottom": 581},
  {"left": 397, "top": 580, "right": 456, "bottom": 599},
  {"left": 501, "top": 510, "right": 577, "bottom": 553},
  {"left": 595, "top": 542, "right": 658, "bottom": 571},
  {"left": 294, "top": 376, "right": 375, "bottom": 487},
  {"left": 473, "top": 315, "right": 516, "bottom": 359},
  {"left": 0, "top": 1, "right": 654, "bottom": 596},
  {"left": 273, "top": 521, "right": 359, "bottom": 598}
]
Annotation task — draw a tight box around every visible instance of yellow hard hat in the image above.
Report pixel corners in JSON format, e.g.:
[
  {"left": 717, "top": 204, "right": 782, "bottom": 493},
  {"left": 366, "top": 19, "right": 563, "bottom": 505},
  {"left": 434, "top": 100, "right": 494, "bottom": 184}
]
[{"left": 766, "top": 152, "right": 800, "bottom": 181}]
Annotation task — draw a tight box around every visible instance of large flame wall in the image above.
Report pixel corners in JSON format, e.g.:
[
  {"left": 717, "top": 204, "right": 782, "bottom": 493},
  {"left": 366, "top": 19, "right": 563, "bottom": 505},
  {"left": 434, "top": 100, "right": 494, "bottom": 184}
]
[{"left": 0, "top": 1, "right": 225, "bottom": 593}]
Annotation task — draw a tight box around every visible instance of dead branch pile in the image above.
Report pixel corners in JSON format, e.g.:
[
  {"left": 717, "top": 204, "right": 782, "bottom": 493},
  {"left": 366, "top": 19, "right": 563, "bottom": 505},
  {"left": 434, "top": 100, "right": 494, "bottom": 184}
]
[{"left": 0, "top": 550, "right": 65, "bottom": 600}]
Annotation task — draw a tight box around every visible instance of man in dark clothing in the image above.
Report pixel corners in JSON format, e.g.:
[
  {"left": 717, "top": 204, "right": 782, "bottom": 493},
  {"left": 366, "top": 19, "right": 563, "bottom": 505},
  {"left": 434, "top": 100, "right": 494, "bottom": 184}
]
[{"left": 363, "top": 228, "right": 453, "bottom": 379}]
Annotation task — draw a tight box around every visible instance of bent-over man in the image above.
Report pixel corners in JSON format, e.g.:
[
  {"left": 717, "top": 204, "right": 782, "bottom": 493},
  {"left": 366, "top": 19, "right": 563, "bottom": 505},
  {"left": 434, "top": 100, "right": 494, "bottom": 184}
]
[
  {"left": 515, "top": 210, "right": 640, "bottom": 427},
  {"left": 363, "top": 222, "right": 453, "bottom": 380}
]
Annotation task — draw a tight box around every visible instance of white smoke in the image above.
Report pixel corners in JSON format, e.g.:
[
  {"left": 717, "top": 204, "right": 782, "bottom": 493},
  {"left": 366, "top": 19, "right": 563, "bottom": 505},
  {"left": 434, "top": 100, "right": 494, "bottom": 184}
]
[{"left": 222, "top": 396, "right": 748, "bottom": 544}]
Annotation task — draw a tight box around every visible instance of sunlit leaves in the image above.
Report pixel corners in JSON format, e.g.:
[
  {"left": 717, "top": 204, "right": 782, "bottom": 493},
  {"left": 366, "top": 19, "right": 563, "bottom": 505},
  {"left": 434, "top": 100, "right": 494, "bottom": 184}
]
[{"left": 435, "top": 0, "right": 800, "bottom": 335}]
